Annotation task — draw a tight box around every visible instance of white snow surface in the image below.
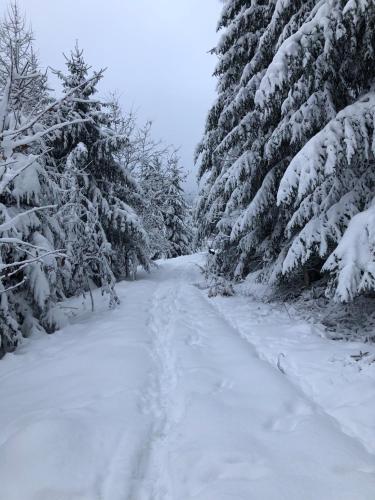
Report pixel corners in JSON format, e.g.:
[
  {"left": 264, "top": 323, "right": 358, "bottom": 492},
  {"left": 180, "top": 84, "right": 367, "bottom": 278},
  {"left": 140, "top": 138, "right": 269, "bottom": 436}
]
[{"left": 1, "top": 254, "right": 375, "bottom": 500}]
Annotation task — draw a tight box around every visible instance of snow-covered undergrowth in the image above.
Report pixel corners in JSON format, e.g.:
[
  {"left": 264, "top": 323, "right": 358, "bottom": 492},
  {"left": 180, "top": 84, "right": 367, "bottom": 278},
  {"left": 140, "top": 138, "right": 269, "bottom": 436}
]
[
  {"left": 235, "top": 273, "right": 375, "bottom": 342},
  {"left": 288, "top": 288, "right": 375, "bottom": 342},
  {"left": 0, "top": 254, "right": 375, "bottom": 499}
]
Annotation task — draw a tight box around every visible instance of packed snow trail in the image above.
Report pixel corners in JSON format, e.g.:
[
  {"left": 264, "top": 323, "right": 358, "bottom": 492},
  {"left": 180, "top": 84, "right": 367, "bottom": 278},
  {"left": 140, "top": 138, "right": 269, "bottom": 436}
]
[{"left": 0, "top": 255, "right": 375, "bottom": 499}]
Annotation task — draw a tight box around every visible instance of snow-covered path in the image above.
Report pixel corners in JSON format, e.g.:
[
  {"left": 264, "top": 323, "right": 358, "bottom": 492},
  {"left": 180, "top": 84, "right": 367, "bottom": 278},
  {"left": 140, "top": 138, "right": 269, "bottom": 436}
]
[{"left": 1, "top": 255, "right": 375, "bottom": 499}]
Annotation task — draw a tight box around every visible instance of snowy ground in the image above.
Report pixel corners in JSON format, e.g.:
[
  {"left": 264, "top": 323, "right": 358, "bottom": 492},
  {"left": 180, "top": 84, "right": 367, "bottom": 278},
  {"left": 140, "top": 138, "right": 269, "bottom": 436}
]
[{"left": 1, "top": 254, "right": 375, "bottom": 499}]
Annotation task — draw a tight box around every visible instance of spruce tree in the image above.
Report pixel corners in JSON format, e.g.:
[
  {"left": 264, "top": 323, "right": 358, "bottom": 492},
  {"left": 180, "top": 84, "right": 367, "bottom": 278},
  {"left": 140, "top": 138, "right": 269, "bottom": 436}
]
[
  {"left": 50, "top": 45, "right": 150, "bottom": 288},
  {"left": 196, "top": 0, "right": 275, "bottom": 245},
  {"left": 0, "top": 9, "right": 88, "bottom": 353},
  {"left": 197, "top": 0, "right": 375, "bottom": 301},
  {"left": 136, "top": 152, "right": 192, "bottom": 260},
  {"left": 164, "top": 156, "right": 192, "bottom": 258},
  {"left": 274, "top": 2, "right": 375, "bottom": 298},
  {"left": 137, "top": 155, "right": 171, "bottom": 259},
  {"left": 0, "top": 2, "right": 49, "bottom": 114}
]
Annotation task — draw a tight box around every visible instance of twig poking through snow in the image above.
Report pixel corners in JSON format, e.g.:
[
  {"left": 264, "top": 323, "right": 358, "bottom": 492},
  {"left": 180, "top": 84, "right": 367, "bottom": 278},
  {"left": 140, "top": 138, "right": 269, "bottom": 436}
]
[{"left": 277, "top": 353, "right": 286, "bottom": 375}]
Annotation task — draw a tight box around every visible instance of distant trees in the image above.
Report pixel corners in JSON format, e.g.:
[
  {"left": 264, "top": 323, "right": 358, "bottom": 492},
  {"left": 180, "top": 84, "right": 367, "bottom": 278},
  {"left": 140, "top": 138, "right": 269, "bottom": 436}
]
[
  {"left": 197, "top": 0, "right": 375, "bottom": 302},
  {"left": 163, "top": 156, "right": 193, "bottom": 258},
  {"left": 0, "top": 3, "right": 193, "bottom": 356},
  {"left": 136, "top": 151, "right": 192, "bottom": 259}
]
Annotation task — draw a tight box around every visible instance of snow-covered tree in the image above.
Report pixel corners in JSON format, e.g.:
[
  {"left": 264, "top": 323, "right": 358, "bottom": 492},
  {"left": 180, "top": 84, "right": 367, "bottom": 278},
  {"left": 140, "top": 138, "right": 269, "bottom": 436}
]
[
  {"left": 278, "top": 92, "right": 375, "bottom": 282},
  {"left": 0, "top": 2, "right": 48, "bottom": 113},
  {"left": 0, "top": 33, "right": 92, "bottom": 354},
  {"left": 49, "top": 45, "right": 150, "bottom": 285},
  {"left": 270, "top": 1, "right": 375, "bottom": 294},
  {"left": 197, "top": 0, "right": 375, "bottom": 301},
  {"left": 196, "top": 1, "right": 269, "bottom": 241},
  {"left": 105, "top": 105, "right": 170, "bottom": 260},
  {"left": 57, "top": 142, "right": 118, "bottom": 307},
  {"left": 164, "top": 156, "right": 192, "bottom": 258},
  {"left": 0, "top": 8, "right": 142, "bottom": 354},
  {"left": 0, "top": 3, "right": 196, "bottom": 356},
  {"left": 196, "top": 0, "right": 299, "bottom": 278},
  {"left": 136, "top": 151, "right": 192, "bottom": 260},
  {"left": 136, "top": 155, "right": 171, "bottom": 259}
]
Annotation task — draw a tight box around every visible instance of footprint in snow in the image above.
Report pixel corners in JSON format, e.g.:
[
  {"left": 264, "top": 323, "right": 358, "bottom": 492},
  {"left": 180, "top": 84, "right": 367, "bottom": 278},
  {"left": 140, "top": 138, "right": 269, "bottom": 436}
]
[
  {"left": 220, "top": 457, "right": 270, "bottom": 481},
  {"left": 214, "top": 379, "right": 235, "bottom": 393},
  {"left": 186, "top": 333, "right": 205, "bottom": 348},
  {"left": 194, "top": 453, "right": 269, "bottom": 489},
  {"left": 267, "top": 399, "right": 313, "bottom": 433}
]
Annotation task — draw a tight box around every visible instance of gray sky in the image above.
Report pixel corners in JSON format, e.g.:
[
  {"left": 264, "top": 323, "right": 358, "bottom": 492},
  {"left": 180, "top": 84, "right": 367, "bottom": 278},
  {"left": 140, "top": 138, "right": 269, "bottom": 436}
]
[{"left": 1, "top": 0, "right": 222, "bottom": 193}]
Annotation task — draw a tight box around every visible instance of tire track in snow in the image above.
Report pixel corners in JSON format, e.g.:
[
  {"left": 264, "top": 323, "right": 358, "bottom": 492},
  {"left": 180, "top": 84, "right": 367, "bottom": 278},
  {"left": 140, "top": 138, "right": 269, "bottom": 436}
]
[{"left": 128, "top": 281, "right": 185, "bottom": 500}]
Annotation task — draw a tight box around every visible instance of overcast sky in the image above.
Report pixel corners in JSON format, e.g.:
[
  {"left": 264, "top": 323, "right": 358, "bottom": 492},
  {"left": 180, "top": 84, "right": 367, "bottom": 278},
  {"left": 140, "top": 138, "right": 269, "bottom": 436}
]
[{"left": 0, "top": 0, "right": 222, "bottom": 193}]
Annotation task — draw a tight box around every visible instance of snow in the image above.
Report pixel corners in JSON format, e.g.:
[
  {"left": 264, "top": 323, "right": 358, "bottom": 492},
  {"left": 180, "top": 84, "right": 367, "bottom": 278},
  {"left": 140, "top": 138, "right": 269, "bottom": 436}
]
[
  {"left": 1, "top": 254, "right": 375, "bottom": 499},
  {"left": 213, "top": 281, "right": 375, "bottom": 456}
]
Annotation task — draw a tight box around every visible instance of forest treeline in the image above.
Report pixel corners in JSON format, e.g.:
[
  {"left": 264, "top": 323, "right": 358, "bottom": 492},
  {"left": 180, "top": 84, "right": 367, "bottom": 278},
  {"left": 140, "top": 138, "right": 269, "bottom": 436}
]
[
  {"left": 196, "top": 0, "right": 375, "bottom": 305},
  {"left": 3, "top": 0, "right": 375, "bottom": 355},
  {"left": 0, "top": 4, "right": 192, "bottom": 355}
]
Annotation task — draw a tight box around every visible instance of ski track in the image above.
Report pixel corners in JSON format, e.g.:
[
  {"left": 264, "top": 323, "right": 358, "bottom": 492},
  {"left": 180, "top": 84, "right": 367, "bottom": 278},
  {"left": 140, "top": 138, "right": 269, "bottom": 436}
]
[{"left": 1, "top": 255, "right": 375, "bottom": 499}]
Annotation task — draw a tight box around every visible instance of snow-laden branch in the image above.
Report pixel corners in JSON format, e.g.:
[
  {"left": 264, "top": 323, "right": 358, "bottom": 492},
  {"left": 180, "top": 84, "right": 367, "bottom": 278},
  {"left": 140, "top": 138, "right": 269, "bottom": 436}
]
[
  {"left": 323, "top": 202, "right": 375, "bottom": 302},
  {"left": 277, "top": 91, "right": 375, "bottom": 206},
  {"left": 0, "top": 236, "right": 57, "bottom": 250},
  {"left": 1, "top": 70, "right": 103, "bottom": 140},
  {"left": 255, "top": 0, "right": 330, "bottom": 109},
  {"left": 0, "top": 249, "right": 65, "bottom": 275},
  {"left": 0, "top": 154, "right": 40, "bottom": 193},
  {"left": 0, "top": 205, "right": 56, "bottom": 232},
  {"left": 11, "top": 117, "right": 92, "bottom": 149}
]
